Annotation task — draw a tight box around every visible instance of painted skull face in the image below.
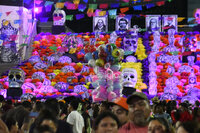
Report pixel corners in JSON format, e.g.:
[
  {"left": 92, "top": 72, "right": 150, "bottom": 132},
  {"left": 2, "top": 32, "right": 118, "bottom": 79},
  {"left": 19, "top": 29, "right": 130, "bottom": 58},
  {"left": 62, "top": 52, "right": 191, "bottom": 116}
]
[
  {"left": 61, "top": 66, "right": 75, "bottom": 73},
  {"left": 54, "top": 82, "right": 69, "bottom": 92},
  {"left": 123, "top": 35, "right": 138, "bottom": 52},
  {"left": 58, "top": 56, "right": 72, "bottom": 64},
  {"left": 53, "top": 9, "right": 66, "bottom": 26},
  {"left": 122, "top": 68, "right": 137, "bottom": 88},
  {"left": 8, "top": 68, "right": 25, "bottom": 88},
  {"left": 32, "top": 72, "right": 46, "bottom": 81},
  {"left": 29, "top": 55, "right": 41, "bottom": 65},
  {"left": 34, "top": 63, "right": 48, "bottom": 70},
  {"left": 194, "top": 8, "right": 200, "bottom": 24}
]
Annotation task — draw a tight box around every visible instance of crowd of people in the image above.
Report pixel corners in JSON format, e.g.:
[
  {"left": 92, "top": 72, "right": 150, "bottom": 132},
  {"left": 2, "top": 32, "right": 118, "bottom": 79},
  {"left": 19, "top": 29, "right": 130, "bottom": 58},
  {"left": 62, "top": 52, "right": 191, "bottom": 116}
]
[{"left": 0, "top": 92, "right": 199, "bottom": 133}]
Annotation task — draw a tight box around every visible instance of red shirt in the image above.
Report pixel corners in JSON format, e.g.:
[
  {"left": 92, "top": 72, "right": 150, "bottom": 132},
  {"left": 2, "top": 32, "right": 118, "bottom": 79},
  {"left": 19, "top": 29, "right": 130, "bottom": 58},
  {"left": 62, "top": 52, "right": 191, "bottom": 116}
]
[{"left": 119, "top": 122, "right": 148, "bottom": 133}]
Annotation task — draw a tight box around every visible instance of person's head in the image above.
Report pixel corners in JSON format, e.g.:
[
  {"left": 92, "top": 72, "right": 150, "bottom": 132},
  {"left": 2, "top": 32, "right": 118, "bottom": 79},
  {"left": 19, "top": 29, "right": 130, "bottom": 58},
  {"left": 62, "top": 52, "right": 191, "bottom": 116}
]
[
  {"left": 21, "top": 101, "right": 32, "bottom": 111},
  {"left": 111, "top": 97, "right": 128, "bottom": 126},
  {"left": 97, "top": 19, "right": 104, "bottom": 28},
  {"left": 119, "top": 18, "right": 128, "bottom": 30},
  {"left": 34, "top": 125, "right": 55, "bottom": 133},
  {"left": 153, "top": 103, "right": 164, "bottom": 114},
  {"left": 149, "top": 18, "right": 157, "bottom": 28},
  {"left": 68, "top": 99, "right": 79, "bottom": 112},
  {"left": 44, "top": 98, "right": 60, "bottom": 116},
  {"left": 179, "top": 103, "right": 188, "bottom": 112},
  {"left": 94, "top": 111, "right": 120, "bottom": 133},
  {"left": 176, "top": 121, "right": 200, "bottom": 133},
  {"left": 127, "top": 92, "right": 151, "bottom": 126},
  {"left": 5, "top": 117, "right": 19, "bottom": 133},
  {"left": 35, "top": 109, "right": 58, "bottom": 133},
  {"left": 99, "top": 101, "right": 110, "bottom": 114},
  {"left": 148, "top": 117, "right": 171, "bottom": 133}
]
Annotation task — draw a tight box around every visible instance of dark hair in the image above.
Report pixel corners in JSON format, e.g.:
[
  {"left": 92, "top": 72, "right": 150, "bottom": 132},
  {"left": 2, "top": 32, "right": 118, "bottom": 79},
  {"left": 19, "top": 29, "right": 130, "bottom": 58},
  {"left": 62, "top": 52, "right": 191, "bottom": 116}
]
[
  {"left": 0, "top": 95, "right": 5, "bottom": 102},
  {"left": 70, "top": 99, "right": 80, "bottom": 110},
  {"left": 44, "top": 98, "right": 60, "bottom": 116},
  {"left": 35, "top": 109, "right": 58, "bottom": 128},
  {"left": 148, "top": 117, "right": 171, "bottom": 133},
  {"left": 35, "top": 101, "right": 43, "bottom": 112},
  {"left": 119, "top": 18, "right": 128, "bottom": 25},
  {"left": 195, "top": 100, "right": 200, "bottom": 106},
  {"left": 34, "top": 125, "right": 55, "bottom": 133},
  {"left": 177, "top": 121, "right": 200, "bottom": 133},
  {"left": 22, "top": 101, "right": 32, "bottom": 111},
  {"left": 94, "top": 111, "right": 120, "bottom": 130},
  {"left": 5, "top": 117, "right": 17, "bottom": 131}
]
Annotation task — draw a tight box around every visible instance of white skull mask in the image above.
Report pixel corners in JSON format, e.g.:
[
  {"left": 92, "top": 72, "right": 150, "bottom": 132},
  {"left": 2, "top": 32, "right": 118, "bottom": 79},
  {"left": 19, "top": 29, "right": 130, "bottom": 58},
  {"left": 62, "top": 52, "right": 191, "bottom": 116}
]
[
  {"left": 122, "top": 68, "right": 137, "bottom": 88},
  {"left": 53, "top": 9, "right": 66, "bottom": 26},
  {"left": 194, "top": 8, "right": 200, "bottom": 24}
]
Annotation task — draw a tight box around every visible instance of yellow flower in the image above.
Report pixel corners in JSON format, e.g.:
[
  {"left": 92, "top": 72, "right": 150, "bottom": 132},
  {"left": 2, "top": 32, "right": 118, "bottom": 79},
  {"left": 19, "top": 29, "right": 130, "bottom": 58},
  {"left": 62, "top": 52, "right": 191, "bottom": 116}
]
[
  {"left": 53, "top": 69, "right": 61, "bottom": 75},
  {"left": 51, "top": 82, "right": 56, "bottom": 86}
]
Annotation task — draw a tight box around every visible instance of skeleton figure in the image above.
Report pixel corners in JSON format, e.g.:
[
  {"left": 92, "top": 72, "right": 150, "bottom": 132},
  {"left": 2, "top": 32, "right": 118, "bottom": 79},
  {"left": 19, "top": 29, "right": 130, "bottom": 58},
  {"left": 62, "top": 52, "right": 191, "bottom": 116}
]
[
  {"left": 8, "top": 68, "right": 25, "bottom": 88},
  {"left": 53, "top": 9, "right": 66, "bottom": 26},
  {"left": 163, "top": 29, "right": 179, "bottom": 53},
  {"left": 122, "top": 68, "right": 137, "bottom": 88},
  {"left": 61, "top": 66, "right": 75, "bottom": 73},
  {"left": 152, "top": 31, "right": 160, "bottom": 52}
]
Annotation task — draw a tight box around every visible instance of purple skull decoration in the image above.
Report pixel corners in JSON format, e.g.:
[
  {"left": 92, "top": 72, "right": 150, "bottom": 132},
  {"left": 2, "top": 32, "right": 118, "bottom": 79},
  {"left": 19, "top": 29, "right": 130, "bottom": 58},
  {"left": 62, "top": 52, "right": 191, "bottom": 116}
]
[
  {"left": 20, "top": 93, "right": 34, "bottom": 101},
  {"left": 34, "top": 63, "right": 48, "bottom": 70},
  {"left": 32, "top": 72, "right": 46, "bottom": 81},
  {"left": 61, "top": 66, "right": 75, "bottom": 73},
  {"left": 29, "top": 55, "right": 42, "bottom": 65},
  {"left": 74, "top": 85, "right": 89, "bottom": 99},
  {"left": 54, "top": 82, "right": 69, "bottom": 92},
  {"left": 58, "top": 56, "right": 72, "bottom": 64}
]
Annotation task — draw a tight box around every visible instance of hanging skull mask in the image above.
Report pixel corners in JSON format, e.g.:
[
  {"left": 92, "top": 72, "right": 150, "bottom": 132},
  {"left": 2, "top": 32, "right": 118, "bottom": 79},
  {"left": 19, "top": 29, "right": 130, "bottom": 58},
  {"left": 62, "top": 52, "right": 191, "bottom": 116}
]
[
  {"left": 122, "top": 68, "right": 137, "bottom": 88},
  {"left": 8, "top": 68, "right": 25, "bottom": 88},
  {"left": 194, "top": 8, "right": 200, "bottom": 24},
  {"left": 53, "top": 9, "right": 66, "bottom": 26}
]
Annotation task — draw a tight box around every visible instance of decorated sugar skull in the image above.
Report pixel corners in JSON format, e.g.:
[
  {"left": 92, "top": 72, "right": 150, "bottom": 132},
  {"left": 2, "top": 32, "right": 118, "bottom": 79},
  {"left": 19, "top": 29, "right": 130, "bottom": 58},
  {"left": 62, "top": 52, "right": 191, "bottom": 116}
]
[
  {"left": 178, "top": 65, "right": 192, "bottom": 73},
  {"left": 47, "top": 54, "right": 60, "bottom": 64},
  {"left": 194, "top": 8, "right": 200, "bottom": 24},
  {"left": 123, "top": 27, "right": 138, "bottom": 53},
  {"left": 58, "top": 56, "right": 72, "bottom": 64},
  {"left": 166, "top": 66, "right": 175, "bottom": 75},
  {"left": 80, "top": 65, "right": 90, "bottom": 73},
  {"left": 34, "top": 63, "right": 48, "bottom": 70},
  {"left": 53, "top": 9, "right": 66, "bottom": 26},
  {"left": 74, "top": 85, "right": 89, "bottom": 99},
  {"left": 8, "top": 68, "right": 25, "bottom": 88},
  {"left": 32, "top": 72, "right": 46, "bottom": 81},
  {"left": 109, "top": 31, "right": 118, "bottom": 44},
  {"left": 160, "top": 93, "right": 177, "bottom": 100},
  {"left": 165, "top": 76, "right": 180, "bottom": 87},
  {"left": 20, "top": 93, "right": 34, "bottom": 101},
  {"left": 39, "top": 85, "right": 55, "bottom": 93},
  {"left": 21, "top": 82, "right": 36, "bottom": 91},
  {"left": 47, "top": 73, "right": 56, "bottom": 80},
  {"left": 120, "top": 62, "right": 144, "bottom": 91},
  {"left": 54, "top": 82, "right": 69, "bottom": 92},
  {"left": 29, "top": 55, "right": 41, "bottom": 65},
  {"left": 61, "top": 65, "right": 75, "bottom": 73},
  {"left": 125, "top": 56, "right": 137, "bottom": 62}
]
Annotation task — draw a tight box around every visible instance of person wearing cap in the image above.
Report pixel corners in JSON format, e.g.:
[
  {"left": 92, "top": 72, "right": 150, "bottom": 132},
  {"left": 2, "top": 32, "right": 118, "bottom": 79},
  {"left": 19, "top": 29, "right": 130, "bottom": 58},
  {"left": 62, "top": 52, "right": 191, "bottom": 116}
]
[
  {"left": 111, "top": 97, "right": 129, "bottom": 127},
  {"left": 163, "top": 17, "right": 176, "bottom": 32},
  {"left": 119, "top": 92, "right": 151, "bottom": 133}
]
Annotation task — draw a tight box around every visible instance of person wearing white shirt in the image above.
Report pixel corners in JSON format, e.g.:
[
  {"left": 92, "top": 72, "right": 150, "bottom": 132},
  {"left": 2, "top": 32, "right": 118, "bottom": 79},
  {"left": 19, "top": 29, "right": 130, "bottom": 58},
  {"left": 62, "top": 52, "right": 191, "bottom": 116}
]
[{"left": 67, "top": 100, "right": 85, "bottom": 133}]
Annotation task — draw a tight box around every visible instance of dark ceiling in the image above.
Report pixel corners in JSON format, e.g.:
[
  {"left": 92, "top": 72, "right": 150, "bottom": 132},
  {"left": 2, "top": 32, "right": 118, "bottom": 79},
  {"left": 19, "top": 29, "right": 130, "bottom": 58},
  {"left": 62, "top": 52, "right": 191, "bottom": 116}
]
[{"left": 0, "top": 0, "right": 188, "bottom": 33}]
